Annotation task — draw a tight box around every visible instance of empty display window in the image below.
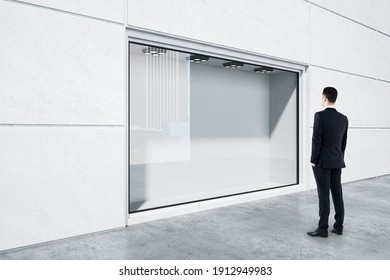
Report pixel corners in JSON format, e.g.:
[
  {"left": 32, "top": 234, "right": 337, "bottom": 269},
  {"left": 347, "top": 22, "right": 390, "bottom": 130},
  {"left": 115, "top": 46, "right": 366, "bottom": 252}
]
[{"left": 129, "top": 42, "right": 298, "bottom": 212}]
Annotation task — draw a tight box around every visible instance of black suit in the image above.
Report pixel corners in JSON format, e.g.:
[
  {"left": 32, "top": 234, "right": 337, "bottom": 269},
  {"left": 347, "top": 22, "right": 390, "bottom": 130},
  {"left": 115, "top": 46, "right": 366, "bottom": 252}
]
[{"left": 311, "top": 107, "right": 348, "bottom": 230}]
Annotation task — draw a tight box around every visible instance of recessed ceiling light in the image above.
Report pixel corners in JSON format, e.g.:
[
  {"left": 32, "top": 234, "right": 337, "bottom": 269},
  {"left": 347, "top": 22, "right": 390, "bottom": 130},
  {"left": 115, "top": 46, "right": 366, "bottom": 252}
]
[
  {"left": 223, "top": 61, "right": 244, "bottom": 69},
  {"left": 254, "top": 66, "right": 273, "bottom": 74},
  {"left": 189, "top": 55, "right": 209, "bottom": 63},
  {"left": 142, "top": 47, "right": 167, "bottom": 56}
]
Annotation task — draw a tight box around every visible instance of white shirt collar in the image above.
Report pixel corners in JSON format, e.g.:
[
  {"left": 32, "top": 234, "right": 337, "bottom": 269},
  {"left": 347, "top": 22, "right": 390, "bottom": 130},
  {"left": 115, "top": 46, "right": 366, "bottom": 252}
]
[{"left": 324, "top": 105, "right": 336, "bottom": 110}]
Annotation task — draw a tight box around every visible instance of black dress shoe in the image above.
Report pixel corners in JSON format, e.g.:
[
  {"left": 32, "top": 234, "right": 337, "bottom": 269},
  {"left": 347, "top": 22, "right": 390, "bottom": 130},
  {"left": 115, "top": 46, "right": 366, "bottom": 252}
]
[
  {"left": 307, "top": 228, "right": 328, "bottom": 237},
  {"left": 331, "top": 228, "right": 343, "bottom": 235}
]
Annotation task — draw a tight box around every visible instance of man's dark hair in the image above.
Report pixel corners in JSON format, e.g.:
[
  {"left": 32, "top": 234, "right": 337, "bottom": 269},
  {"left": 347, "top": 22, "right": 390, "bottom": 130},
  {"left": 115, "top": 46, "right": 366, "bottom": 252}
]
[{"left": 323, "top": 87, "right": 338, "bottom": 103}]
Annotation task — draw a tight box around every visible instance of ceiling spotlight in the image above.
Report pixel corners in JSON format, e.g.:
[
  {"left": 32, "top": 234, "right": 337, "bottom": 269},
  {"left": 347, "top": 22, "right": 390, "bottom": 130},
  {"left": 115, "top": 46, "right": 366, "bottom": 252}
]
[
  {"left": 158, "top": 48, "right": 166, "bottom": 55},
  {"left": 223, "top": 61, "right": 244, "bottom": 69},
  {"left": 142, "top": 47, "right": 167, "bottom": 56},
  {"left": 254, "top": 66, "right": 273, "bottom": 74},
  {"left": 189, "top": 54, "right": 209, "bottom": 63}
]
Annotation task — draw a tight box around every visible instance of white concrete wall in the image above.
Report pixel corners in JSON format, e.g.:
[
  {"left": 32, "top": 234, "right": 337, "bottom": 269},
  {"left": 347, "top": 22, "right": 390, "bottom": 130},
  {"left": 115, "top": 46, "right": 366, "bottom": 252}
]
[
  {"left": 0, "top": 0, "right": 126, "bottom": 251},
  {"left": 127, "top": 0, "right": 310, "bottom": 63},
  {"left": 1, "top": 0, "right": 389, "bottom": 251},
  {"left": 14, "top": 0, "right": 125, "bottom": 23},
  {"left": 311, "top": 0, "right": 390, "bottom": 35},
  {"left": 309, "top": 1, "right": 390, "bottom": 185},
  {"left": 126, "top": 0, "right": 390, "bottom": 186},
  {"left": 310, "top": 5, "right": 379, "bottom": 79}
]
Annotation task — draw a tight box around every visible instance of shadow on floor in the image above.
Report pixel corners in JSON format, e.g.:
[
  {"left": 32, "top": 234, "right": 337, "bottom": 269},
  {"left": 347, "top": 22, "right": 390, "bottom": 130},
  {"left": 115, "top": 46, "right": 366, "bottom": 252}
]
[{"left": 1, "top": 175, "right": 390, "bottom": 260}]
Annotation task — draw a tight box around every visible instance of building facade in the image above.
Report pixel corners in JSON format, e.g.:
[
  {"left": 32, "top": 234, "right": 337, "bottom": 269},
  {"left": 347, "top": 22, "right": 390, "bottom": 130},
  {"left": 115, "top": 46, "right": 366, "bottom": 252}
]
[{"left": 1, "top": 0, "right": 389, "bottom": 251}]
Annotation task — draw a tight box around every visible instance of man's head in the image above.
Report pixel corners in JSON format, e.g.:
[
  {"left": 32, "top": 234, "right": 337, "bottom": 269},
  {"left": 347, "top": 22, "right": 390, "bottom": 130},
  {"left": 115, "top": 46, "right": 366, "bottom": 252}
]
[{"left": 322, "top": 87, "right": 338, "bottom": 107}]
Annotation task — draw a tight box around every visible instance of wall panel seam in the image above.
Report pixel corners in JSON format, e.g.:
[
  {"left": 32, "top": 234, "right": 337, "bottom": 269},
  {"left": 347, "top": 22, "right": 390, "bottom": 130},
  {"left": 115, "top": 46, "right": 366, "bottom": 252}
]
[
  {"left": 2, "top": 0, "right": 124, "bottom": 26},
  {"left": 308, "top": 0, "right": 312, "bottom": 65},
  {"left": 377, "top": 79, "right": 390, "bottom": 84},
  {"left": 348, "top": 127, "right": 390, "bottom": 130},
  {"left": 310, "top": 64, "right": 390, "bottom": 83},
  {"left": 377, "top": 30, "right": 390, "bottom": 38},
  {"left": 0, "top": 124, "right": 125, "bottom": 127},
  {"left": 309, "top": 126, "right": 390, "bottom": 130},
  {"left": 310, "top": 2, "right": 390, "bottom": 38}
]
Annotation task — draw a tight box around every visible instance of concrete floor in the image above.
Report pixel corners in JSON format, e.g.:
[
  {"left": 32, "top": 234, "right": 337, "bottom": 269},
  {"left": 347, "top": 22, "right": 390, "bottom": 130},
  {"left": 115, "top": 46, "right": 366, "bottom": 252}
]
[{"left": 1, "top": 175, "right": 389, "bottom": 260}]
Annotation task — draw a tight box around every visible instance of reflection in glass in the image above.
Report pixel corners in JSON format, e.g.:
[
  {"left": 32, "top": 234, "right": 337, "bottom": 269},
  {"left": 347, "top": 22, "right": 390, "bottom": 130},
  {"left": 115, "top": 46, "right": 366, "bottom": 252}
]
[{"left": 129, "top": 43, "right": 298, "bottom": 212}]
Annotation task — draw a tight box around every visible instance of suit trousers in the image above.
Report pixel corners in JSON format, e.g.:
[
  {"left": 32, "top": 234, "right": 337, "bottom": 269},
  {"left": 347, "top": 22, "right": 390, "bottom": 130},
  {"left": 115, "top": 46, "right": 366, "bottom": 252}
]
[{"left": 312, "top": 167, "right": 345, "bottom": 230}]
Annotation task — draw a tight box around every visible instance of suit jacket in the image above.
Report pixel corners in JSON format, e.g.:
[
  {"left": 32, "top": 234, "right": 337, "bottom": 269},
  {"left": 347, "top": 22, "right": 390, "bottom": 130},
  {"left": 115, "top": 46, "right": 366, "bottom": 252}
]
[{"left": 311, "top": 108, "right": 348, "bottom": 169}]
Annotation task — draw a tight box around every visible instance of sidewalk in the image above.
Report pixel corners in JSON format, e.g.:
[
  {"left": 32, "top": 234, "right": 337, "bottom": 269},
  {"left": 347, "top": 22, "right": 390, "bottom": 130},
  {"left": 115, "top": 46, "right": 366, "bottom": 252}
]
[{"left": 1, "top": 175, "right": 389, "bottom": 259}]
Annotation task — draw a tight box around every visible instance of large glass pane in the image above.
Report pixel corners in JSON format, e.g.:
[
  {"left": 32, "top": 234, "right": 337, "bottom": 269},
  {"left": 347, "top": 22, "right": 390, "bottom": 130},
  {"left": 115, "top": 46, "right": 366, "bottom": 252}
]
[{"left": 129, "top": 43, "right": 298, "bottom": 212}]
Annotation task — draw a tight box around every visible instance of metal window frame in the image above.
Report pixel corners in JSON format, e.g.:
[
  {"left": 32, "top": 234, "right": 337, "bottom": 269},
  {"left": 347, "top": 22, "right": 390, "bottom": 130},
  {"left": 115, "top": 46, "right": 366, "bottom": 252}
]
[{"left": 127, "top": 27, "right": 307, "bottom": 215}]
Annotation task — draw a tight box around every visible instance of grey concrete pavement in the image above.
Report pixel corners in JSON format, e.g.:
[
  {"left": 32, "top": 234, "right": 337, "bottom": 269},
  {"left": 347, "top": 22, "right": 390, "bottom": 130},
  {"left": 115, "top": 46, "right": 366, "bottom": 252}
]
[{"left": 1, "top": 175, "right": 389, "bottom": 259}]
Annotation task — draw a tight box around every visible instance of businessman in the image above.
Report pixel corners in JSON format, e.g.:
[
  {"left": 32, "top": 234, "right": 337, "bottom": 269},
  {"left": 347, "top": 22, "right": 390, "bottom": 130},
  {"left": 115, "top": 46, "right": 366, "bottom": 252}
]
[{"left": 307, "top": 87, "right": 348, "bottom": 238}]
